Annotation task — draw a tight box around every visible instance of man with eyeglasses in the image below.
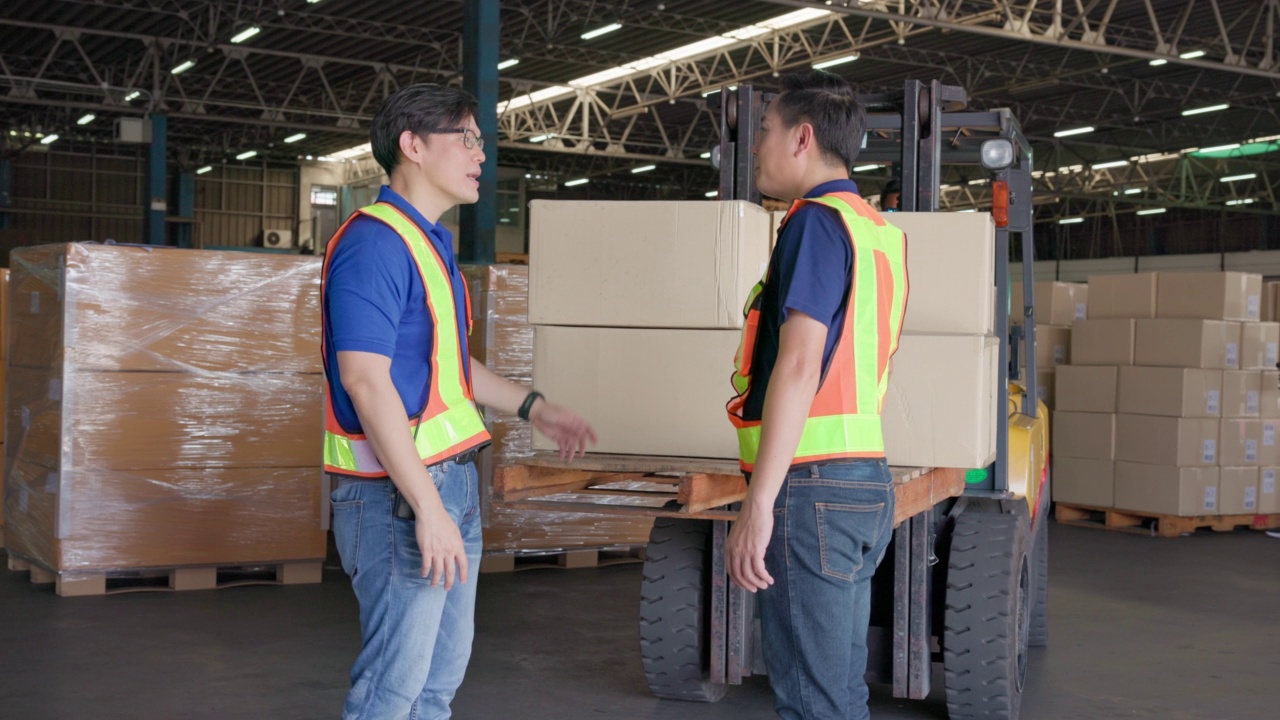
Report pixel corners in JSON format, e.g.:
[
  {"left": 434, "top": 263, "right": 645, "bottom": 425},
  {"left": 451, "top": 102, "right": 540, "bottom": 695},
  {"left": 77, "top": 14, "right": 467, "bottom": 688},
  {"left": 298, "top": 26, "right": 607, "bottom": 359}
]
[{"left": 322, "top": 83, "right": 596, "bottom": 719}]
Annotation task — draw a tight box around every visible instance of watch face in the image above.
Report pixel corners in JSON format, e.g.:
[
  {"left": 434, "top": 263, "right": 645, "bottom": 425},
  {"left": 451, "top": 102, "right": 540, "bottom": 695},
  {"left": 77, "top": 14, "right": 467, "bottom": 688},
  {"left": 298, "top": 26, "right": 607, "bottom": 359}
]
[{"left": 884, "top": 208, "right": 898, "bottom": 212}]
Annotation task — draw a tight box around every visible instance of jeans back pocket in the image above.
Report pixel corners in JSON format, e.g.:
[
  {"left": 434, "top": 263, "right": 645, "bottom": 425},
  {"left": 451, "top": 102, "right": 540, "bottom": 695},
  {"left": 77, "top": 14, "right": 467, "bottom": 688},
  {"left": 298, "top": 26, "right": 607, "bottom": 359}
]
[{"left": 815, "top": 501, "right": 886, "bottom": 582}]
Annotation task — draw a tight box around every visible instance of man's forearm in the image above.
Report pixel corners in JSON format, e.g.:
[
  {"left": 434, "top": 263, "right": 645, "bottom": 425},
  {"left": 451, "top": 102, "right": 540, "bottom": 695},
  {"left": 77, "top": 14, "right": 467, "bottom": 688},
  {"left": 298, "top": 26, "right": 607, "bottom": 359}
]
[
  {"left": 747, "top": 365, "right": 822, "bottom": 510},
  {"left": 471, "top": 357, "right": 536, "bottom": 416},
  {"left": 346, "top": 377, "right": 443, "bottom": 515}
]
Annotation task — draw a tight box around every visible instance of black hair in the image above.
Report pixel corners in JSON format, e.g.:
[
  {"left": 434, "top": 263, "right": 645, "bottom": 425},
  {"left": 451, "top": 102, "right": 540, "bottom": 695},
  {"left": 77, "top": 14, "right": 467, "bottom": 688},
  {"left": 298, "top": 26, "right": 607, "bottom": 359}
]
[
  {"left": 884, "top": 177, "right": 902, "bottom": 196},
  {"left": 369, "top": 83, "right": 480, "bottom": 176},
  {"left": 772, "top": 70, "right": 867, "bottom": 170}
]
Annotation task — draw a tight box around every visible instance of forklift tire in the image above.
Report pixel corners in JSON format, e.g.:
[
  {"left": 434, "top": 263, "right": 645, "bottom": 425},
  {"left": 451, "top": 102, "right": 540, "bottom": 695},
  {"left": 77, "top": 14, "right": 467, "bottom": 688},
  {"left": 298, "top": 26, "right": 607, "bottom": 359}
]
[
  {"left": 1027, "top": 508, "right": 1049, "bottom": 648},
  {"left": 943, "top": 511, "right": 1031, "bottom": 720},
  {"left": 639, "top": 517, "right": 727, "bottom": 702}
]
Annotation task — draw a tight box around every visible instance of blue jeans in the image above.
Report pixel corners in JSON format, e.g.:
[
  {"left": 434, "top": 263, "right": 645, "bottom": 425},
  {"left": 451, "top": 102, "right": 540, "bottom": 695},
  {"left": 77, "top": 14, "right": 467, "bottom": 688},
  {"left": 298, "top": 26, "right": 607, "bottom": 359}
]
[
  {"left": 758, "top": 459, "right": 896, "bottom": 720},
  {"left": 330, "top": 460, "right": 483, "bottom": 720}
]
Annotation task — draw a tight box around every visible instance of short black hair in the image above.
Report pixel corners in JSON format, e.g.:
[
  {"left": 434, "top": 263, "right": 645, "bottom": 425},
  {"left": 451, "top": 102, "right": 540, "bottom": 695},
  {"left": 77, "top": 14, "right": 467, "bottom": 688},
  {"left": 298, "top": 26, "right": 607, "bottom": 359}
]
[
  {"left": 884, "top": 177, "right": 902, "bottom": 196},
  {"left": 370, "top": 83, "right": 480, "bottom": 176},
  {"left": 771, "top": 70, "right": 867, "bottom": 170}
]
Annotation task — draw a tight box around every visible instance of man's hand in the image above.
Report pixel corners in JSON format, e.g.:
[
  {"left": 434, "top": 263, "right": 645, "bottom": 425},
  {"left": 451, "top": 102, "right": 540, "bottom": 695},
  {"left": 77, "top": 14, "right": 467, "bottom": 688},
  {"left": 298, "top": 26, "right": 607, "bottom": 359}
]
[
  {"left": 726, "top": 498, "right": 776, "bottom": 592},
  {"left": 531, "top": 400, "right": 598, "bottom": 461},
  {"left": 414, "top": 503, "right": 469, "bottom": 590}
]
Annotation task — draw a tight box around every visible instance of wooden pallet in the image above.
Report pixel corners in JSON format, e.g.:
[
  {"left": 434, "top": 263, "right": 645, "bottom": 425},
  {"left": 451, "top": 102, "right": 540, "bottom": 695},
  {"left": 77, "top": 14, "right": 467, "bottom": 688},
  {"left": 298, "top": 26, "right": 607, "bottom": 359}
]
[
  {"left": 479, "top": 545, "right": 645, "bottom": 574},
  {"left": 1054, "top": 503, "right": 1280, "bottom": 538},
  {"left": 5, "top": 553, "right": 323, "bottom": 597}
]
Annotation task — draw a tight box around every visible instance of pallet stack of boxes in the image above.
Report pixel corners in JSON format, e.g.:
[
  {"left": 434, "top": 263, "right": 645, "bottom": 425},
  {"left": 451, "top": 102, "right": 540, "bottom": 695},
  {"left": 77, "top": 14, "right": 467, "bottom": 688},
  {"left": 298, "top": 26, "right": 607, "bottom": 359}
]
[
  {"left": 1053, "top": 271, "right": 1280, "bottom": 518},
  {"left": 526, "top": 202, "right": 1001, "bottom": 474},
  {"left": 1010, "top": 280, "right": 1089, "bottom": 411},
  {"left": 2, "top": 244, "right": 328, "bottom": 595}
]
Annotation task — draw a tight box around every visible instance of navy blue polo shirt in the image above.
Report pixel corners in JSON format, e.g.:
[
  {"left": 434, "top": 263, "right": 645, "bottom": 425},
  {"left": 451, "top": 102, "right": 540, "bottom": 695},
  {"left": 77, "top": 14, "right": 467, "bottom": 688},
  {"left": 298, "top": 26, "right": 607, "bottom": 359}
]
[{"left": 322, "top": 186, "right": 473, "bottom": 434}]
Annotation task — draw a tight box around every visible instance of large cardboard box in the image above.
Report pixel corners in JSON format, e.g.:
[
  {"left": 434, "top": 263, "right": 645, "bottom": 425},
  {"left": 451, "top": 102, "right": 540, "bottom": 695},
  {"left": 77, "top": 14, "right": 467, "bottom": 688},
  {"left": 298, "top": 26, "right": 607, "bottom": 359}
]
[
  {"left": 1262, "top": 371, "right": 1280, "bottom": 419},
  {"left": 891, "top": 212, "right": 995, "bottom": 335},
  {"left": 1087, "top": 273, "right": 1158, "bottom": 319},
  {"left": 880, "top": 334, "right": 999, "bottom": 468},
  {"left": 1222, "top": 371, "right": 1261, "bottom": 418},
  {"left": 8, "top": 244, "right": 322, "bottom": 373},
  {"left": 1240, "top": 322, "right": 1280, "bottom": 370},
  {"left": 1219, "top": 419, "right": 1280, "bottom": 467},
  {"left": 1260, "top": 467, "right": 1280, "bottom": 513},
  {"left": 1052, "top": 457, "right": 1114, "bottom": 507},
  {"left": 1156, "top": 271, "right": 1263, "bottom": 322},
  {"left": 1113, "top": 463, "right": 1219, "bottom": 516},
  {"left": 1116, "top": 367, "right": 1221, "bottom": 418},
  {"left": 1029, "top": 369, "right": 1055, "bottom": 410},
  {"left": 1071, "top": 319, "right": 1135, "bottom": 366},
  {"left": 1134, "top": 319, "right": 1240, "bottom": 370},
  {"left": 1011, "top": 281, "right": 1087, "bottom": 327},
  {"left": 1052, "top": 412, "right": 1115, "bottom": 460},
  {"left": 528, "top": 200, "right": 771, "bottom": 329},
  {"left": 1218, "top": 467, "right": 1260, "bottom": 515},
  {"left": 462, "top": 264, "right": 532, "bottom": 378},
  {"left": 1115, "top": 415, "right": 1218, "bottom": 466},
  {"left": 1024, "top": 325, "right": 1071, "bottom": 368},
  {"left": 1055, "top": 366, "right": 1118, "bottom": 413}
]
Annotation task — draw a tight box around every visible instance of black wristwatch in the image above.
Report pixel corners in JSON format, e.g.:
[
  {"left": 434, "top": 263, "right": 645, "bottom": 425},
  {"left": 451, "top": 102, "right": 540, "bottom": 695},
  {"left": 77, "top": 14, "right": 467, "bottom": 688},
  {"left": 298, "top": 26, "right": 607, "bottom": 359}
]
[{"left": 518, "top": 390, "right": 545, "bottom": 421}]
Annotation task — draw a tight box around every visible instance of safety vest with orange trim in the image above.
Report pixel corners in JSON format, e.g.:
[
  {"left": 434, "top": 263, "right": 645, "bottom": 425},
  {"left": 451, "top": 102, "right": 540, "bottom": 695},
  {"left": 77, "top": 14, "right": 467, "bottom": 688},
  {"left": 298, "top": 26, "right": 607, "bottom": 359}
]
[
  {"left": 726, "top": 191, "right": 908, "bottom": 473},
  {"left": 321, "top": 202, "right": 491, "bottom": 477}
]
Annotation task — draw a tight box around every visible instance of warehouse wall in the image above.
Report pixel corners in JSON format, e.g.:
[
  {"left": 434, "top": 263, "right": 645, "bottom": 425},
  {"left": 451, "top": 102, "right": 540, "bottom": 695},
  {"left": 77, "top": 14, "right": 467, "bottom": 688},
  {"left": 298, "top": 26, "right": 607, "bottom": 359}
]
[{"left": 195, "top": 165, "right": 298, "bottom": 249}]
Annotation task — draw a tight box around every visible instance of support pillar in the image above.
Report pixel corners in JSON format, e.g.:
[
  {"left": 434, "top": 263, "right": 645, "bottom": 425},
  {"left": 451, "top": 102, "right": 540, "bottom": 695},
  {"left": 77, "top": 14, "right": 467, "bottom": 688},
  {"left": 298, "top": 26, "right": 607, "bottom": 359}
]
[
  {"left": 174, "top": 171, "right": 195, "bottom": 248},
  {"left": 144, "top": 114, "right": 167, "bottom": 245},
  {"left": 459, "top": 0, "right": 498, "bottom": 264}
]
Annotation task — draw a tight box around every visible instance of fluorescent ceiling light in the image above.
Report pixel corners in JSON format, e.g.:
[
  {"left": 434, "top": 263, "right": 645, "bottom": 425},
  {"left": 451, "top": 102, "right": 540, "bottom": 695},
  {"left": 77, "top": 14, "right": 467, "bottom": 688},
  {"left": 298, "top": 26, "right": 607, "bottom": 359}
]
[
  {"left": 196, "top": 166, "right": 213, "bottom": 174},
  {"left": 1053, "top": 126, "right": 1094, "bottom": 138},
  {"left": 581, "top": 23, "right": 622, "bottom": 40},
  {"left": 235, "top": 150, "right": 257, "bottom": 160},
  {"left": 498, "top": 86, "right": 575, "bottom": 114},
  {"left": 1059, "top": 217, "right": 1083, "bottom": 224},
  {"left": 497, "top": 58, "right": 520, "bottom": 71},
  {"left": 1227, "top": 198, "right": 1256, "bottom": 206},
  {"left": 1131, "top": 152, "right": 1179, "bottom": 163},
  {"left": 812, "top": 54, "right": 858, "bottom": 70},
  {"left": 1124, "top": 188, "right": 1144, "bottom": 195},
  {"left": 171, "top": 59, "right": 196, "bottom": 75},
  {"left": 330, "top": 143, "right": 371, "bottom": 160},
  {"left": 960, "top": 209, "right": 977, "bottom": 213},
  {"left": 39, "top": 134, "right": 58, "bottom": 145},
  {"left": 284, "top": 133, "right": 306, "bottom": 143},
  {"left": 76, "top": 113, "right": 95, "bottom": 125},
  {"left": 1220, "top": 173, "right": 1257, "bottom": 182},
  {"left": 529, "top": 134, "right": 554, "bottom": 143},
  {"left": 564, "top": 178, "right": 589, "bottom": 187},
  {"left": 1200, "top": 143, "right": 1240, "bottom": 154},
  {"left": 230, "top": 26, "right": 261, "bottom": 44},
  {"left": 700, "top": 151, "right": 712, "bottom": 159},
  {"left": 1137, "top": 207, "right": 1167, "bottom": 216},
  {"left": 968, "top": 178, "right": 985, "bottom": 185},
  {"left": 1182, "top": 104, "right": 1229, "bottom": 116},
  {"left": 705, "top": 190, "right": 718, "bottom": 197},
  {"left": 631, "top": 165, "right": 656, "bottom": 174},
  {"left": 124, "top": 91, "right": 141, "bottom": 102},
  {"left": 1092, "top": 160, "right": 1129, "bottom": 170},
  {"left": 1179, "top": 50, "right": 1207, "bottom": 59},
  {"left": 852, "top": 164, "right": 880, "bottom": 172},
  {"left": 1149, "top": 58, "right": 1168, "bottom": 66}
]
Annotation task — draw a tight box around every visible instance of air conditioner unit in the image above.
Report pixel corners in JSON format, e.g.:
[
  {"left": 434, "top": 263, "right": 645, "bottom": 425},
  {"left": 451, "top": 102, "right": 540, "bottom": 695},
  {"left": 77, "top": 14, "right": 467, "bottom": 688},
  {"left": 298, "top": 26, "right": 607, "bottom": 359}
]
[
  {"left": 114, "top": 117, "right": 152, "bottom": 144},
  {"left": 263, "top": 229, "right": 294, "bottom": 249}
]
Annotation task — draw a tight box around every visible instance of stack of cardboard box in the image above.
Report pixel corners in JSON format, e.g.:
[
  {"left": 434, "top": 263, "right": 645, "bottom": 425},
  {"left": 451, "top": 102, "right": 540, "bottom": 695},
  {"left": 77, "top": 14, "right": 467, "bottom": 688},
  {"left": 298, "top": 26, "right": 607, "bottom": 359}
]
[
  {"left": 2, "top": 244, "right": 328, "bottom": 573},
  {"left": 1054, "top": 271, "right": 1280, "bottom": 517},
  {"left": 1010, "top": 281, "right": 1089, "bottom": 410},
  {"left": 528, "top": 203, "right": 1000, "bottom": 471}
]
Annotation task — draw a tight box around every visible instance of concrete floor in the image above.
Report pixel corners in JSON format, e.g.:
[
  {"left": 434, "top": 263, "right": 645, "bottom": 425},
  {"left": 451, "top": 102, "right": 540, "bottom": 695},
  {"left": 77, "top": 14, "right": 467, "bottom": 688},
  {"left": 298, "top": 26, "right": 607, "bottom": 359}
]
[{"left": 0, "top": 522, "right": 1277, "bottom": 719}]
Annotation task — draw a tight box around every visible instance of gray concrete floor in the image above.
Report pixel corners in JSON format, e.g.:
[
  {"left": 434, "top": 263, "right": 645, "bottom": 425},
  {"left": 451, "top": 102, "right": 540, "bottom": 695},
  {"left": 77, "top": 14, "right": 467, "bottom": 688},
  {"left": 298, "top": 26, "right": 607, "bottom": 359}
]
[{"left": 1, "top": 522, "right": 1277, "bottom": 719}]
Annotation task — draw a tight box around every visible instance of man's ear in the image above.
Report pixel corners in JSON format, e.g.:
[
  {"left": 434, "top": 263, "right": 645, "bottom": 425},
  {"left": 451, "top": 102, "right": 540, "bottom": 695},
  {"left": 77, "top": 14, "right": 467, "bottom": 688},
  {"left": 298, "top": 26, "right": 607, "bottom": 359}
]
[
  {"left": 398, "top": 130, "right": 423, "bottom": 167},
  {"left": 793, "top": 122, "right": 815, "bottom": 159}
]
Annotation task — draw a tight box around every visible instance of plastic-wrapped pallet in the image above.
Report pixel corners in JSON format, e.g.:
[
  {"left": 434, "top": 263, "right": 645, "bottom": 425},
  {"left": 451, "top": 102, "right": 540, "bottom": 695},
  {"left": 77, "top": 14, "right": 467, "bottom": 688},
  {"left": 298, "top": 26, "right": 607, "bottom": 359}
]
[{"left": 2, "top": 243, "right": 327, "bottom": 574}]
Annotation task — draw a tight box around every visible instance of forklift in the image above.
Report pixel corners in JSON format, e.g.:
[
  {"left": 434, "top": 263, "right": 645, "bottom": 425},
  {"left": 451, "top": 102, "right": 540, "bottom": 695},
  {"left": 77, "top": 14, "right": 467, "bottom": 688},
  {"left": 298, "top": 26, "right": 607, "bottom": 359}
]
[{"left": 635, "top": 80, "right": 1051, "bottom": 719}]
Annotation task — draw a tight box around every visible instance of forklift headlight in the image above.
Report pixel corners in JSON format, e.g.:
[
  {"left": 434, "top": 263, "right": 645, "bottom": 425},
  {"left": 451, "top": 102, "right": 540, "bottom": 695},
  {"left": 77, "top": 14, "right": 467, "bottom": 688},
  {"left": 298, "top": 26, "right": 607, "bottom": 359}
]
[{"left": 980, "top": 138, "right": 1015, "bottom": 171}]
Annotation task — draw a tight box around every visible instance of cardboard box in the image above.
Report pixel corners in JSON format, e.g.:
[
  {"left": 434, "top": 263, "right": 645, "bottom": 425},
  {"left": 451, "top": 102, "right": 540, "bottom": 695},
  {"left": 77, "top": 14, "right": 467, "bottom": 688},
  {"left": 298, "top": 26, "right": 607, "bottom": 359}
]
[
  {"left": 1052, "top": 412, "right": 1115, "bottom": 460},
  {"left": 1071, "top": 319, "right": 1135, "bottom": 366},
  {"left": 1051, "top": 457, "right": 1114, "bottom": 508},
  {"left": 891, "top": 212, "right": 995, "bottom": 335},
  {"left": 1260, "top": 467, "right": 1279, "bottom": 513},
  {"left": 462, "top": 264, "right": 533, "bottom": 378},
  {"left": 1262, "top": 371, "right": 1280, "bottom": 419},
  {"left": 1218, "top": 467, "right": 1260, "bottom": 515},
  {"left": 1240, "top": 322, "right": 1280, "bottom": 370},
  {"left": 1219, "top": 419, "right": 1280, "bottom": 467},
  {"left": 0, "top": 267, "right": 9, "bottom": 360},
  {"left": 1028, "top": 369, "right": 1054, "bottom": 410},
  {"left": 1010, "top": 281, "right": 1087, "bottom": 327},
  {"left": 1087, "top": 273, "right": 1158, "bottom": 319},
  {"left": 1156, "top": 271, "right": 1262, "bottom": 322},
  {"left": 528, "top": 200, "right": 771, "bottom": 329},
  {"left": 1055, "top": 366, "right": 1118, "bottom": 413},
  {"left": 1114, "top": 415, "right": 1219, "bottom": 466},
  {"left": 1222, "top": 371, "right": 1261, "bottom": 418},
  {"left": 1116, "top": 367, "right": 1222, "bottom": 418},
  {"left": 1134, "top": 319, "right": 1240, "bottom": 369},
  {"left": 1023, "top": 325, "right": 1071, "bottom": 369},
  {"left": 1113, "top": 463, "right": 1219, "bottom": 516}
]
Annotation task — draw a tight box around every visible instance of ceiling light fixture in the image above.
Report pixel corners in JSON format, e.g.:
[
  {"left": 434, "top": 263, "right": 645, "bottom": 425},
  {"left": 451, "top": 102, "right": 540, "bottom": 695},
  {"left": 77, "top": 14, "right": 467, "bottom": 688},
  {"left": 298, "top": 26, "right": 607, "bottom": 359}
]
[
  {"left": 1182, "top": 103, "right": 1230, "bottom": 116},
  {"left": 284, "top": 133, "right": 306, "bottom": 143},
  {"left": 236, "top": 150, "right": 257, "bottom": 160},
  {"left": 812, "top": 54, "right": 858, "bottom": 70},
  {"left": 564, "top": 178, "right": 590, "bottom": 187},
  {"left": 1220, "top": 173, "right": 1257, "bottom": 182},
  {"left": 1179, "top": 50, "right": 1207, "bottom": 59},
  {"left": 631, "top": 165, "right": 656, "bottom": 173},
  {"left": 1053, "top": 126, "right": 1094, "bottom": 138},
  {"left": 171, "top": 60, "right": 196, "bottom": 75},
  {"left": 1137, "top": 207, "right": 1167, "bottom": 216},
  {"left": 40, "top": 134, "right": 59, "bottom": 145},
  {"left": 1059, "top": 217, "right": 1083, "bottom": 224},
  {"left": 76, "top": 113, "right": 95, "bottom": 125},
  {"left": 1092, "top": 160, "right": 1129, "bottom": 170},
  {"left": 581, "top": 23, "right": 623, "bottom": 40},
  {"left": 196, "top": 166, "right": 213, "bottom": 174},
  {"left": 230, "top": 27, "right": 261, "bottom": 44},
  {"left": 498, "top": 58, "right": 520, "bottom": 70}
]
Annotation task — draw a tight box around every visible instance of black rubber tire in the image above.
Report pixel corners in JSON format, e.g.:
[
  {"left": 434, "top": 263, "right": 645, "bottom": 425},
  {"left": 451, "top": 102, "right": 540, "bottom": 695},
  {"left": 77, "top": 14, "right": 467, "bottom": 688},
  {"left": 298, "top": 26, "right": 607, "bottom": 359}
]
[
  {"left": 943, "top": 511, "right": 1032, "bottom": 720},
  {"left": 1027, "top": 506, "right": 1049, "bottom": 648},
  {"left": 639, "top": 517, "right": 727, "bottom": 702}
]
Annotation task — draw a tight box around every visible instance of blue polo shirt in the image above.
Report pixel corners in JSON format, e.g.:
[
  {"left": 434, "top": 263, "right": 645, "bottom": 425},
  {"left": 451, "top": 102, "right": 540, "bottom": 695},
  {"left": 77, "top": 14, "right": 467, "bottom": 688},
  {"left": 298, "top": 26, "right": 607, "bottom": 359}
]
[{"left": 323, "top": 186, "right": 472, "bottom": 434}]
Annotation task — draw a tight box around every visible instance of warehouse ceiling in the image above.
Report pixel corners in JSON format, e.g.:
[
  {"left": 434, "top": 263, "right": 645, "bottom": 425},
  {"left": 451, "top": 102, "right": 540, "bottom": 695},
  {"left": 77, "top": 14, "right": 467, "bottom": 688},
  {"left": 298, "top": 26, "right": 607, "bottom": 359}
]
[{"left": 1, "top": 0, "right": 1278, "bottom": 224}]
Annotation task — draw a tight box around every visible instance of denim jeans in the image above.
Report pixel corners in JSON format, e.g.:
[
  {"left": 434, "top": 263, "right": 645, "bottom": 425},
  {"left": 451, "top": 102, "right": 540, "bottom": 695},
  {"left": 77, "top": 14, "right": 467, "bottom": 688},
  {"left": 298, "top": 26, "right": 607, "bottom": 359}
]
[
  {"left": 330, "top": 460, "right": 483, "bottom": 720},
  {"left": 758, "top": 459, "right": 896, "bottom": 720}
]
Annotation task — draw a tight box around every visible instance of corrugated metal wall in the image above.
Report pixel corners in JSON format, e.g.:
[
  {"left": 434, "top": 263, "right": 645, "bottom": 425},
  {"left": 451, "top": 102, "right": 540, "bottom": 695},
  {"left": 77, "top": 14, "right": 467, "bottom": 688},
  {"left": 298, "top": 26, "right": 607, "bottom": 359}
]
[{"left": 8, "top": 149, "right": 297, "bottom": 248}]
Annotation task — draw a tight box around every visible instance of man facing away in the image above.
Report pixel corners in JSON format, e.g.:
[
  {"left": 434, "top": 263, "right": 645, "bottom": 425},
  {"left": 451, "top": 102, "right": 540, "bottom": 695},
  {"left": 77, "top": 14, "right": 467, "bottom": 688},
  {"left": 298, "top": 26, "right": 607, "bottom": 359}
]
[
  {"left": 725, "top": 70, "right": 909, "bottom": 720},
  {"left": 322, "top": 83, "right": 596, "bottom": 719}
]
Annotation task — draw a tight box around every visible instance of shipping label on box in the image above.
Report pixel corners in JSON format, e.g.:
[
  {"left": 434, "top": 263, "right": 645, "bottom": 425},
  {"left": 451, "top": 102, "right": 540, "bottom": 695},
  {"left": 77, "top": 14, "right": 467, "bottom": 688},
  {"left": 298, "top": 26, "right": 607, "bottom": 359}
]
[
  {"left": 1260, "top": 468, "right": 1279, "bottom": 513},
  {"left": 1261, "top": 371, "right": 1280, "bottom": 419},
  {"left": 1156, "top": 271, "right": 1263, "bottom": 322},
  {"left": 1134, "top": 319, "right": 1241, "bottom": 369},
  {"left": 1115, "top": 415, "right": 1219, "bottom": 466},
  {"left": 1024, "top": 325, "right": 1071, "bottom": 369},
  {"left": 1219, "top": 419, "right": 1278, "bottom": 467},
  {"left": 1117, "top": 367, "right": 1222, "bottom": 418},
  {"left": 1051, "top": 457, "right": 1114, "bottom": 508},
  {"left": 1087, "top": 273, "right": 1158, "bottom": 319},
  {"left": 1114, "top": 462, "right": 1220, "bottom": 516},
  {"left": 1071, "top": 319, "right": 1135, "bottom": 366},
  {"left": 1055, "top": 366, "right": 1118, "bottom": 413},
  {"left": 891, "top": 212, "right": 995, "bottom": 335},
  {"left": 1240, "top": 322, "right": 1280, "bottom": 370},
  {"left": 1052, "top": 412, "right": 1115, "bottom": 460}
]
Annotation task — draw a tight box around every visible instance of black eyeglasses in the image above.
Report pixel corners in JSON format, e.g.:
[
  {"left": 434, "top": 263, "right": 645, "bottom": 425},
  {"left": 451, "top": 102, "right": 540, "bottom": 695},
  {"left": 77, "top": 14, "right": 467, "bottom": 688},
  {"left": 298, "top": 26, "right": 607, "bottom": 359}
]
[{"left": 427, "top": 127, "right": 484, "bottom": 151}]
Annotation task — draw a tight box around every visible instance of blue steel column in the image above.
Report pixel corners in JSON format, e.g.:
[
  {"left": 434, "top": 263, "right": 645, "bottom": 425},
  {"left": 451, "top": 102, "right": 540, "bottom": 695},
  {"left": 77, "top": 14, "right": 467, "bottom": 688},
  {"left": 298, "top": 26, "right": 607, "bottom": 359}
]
[
  {"left": 174, "top": 171, "right": 195, "bottom": 248},
  {"left": 460, "top": 0, "right": 498, "bottom": 264},
  {"left": 144, "top": 114, "right": 167, "bottom": 244},
  {"left": 0, "top": 158, "right": 11, "bottom": 229}
]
